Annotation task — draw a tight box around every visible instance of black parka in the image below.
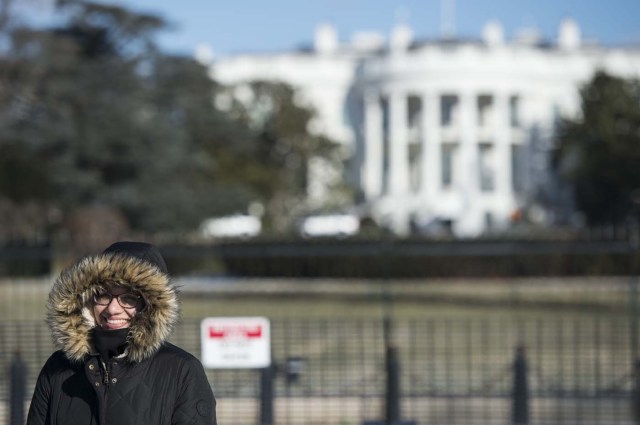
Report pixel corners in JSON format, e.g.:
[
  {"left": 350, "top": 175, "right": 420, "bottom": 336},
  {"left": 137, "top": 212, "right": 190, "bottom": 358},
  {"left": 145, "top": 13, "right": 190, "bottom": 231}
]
[{"left": 27, "top": 242, "right": 217, "bottom": 425}]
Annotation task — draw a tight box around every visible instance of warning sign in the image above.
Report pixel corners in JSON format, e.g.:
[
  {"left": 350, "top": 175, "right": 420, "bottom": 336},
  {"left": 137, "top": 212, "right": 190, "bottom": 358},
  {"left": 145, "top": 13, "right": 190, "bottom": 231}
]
[{"left": 200, "top": 317, "right": 271, "bottom": 369}]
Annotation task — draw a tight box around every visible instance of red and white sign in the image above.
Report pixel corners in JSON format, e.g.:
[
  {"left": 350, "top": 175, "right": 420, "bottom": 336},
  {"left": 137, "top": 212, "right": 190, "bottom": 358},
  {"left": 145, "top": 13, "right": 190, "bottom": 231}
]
[{"left": 200, "top": 317, "right": 271, "bottom": 369}]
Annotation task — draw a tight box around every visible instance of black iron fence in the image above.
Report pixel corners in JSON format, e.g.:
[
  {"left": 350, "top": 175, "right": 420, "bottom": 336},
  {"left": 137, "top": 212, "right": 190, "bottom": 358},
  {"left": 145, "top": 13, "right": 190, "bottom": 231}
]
[
  {"left": 2, "top": 315, "right": 639, "bottom": 424},
  {"left": 2, "top": 231, "right": 640, "bottom": 425}
]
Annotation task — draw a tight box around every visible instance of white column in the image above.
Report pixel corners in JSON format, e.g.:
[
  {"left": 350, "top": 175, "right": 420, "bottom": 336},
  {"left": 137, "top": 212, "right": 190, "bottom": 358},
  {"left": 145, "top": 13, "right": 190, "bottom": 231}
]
[
  {"left": 458, "top": 90, "right": 480, "bottom": 235},
  {"left": 388, "top": 90, "right": 409, "bottom": 195},
  {"left": 494, "top": 91, "right": 513, "bottom": 203},
  {"left": 363, "top": 91, "right": 383, "bottom": 200},
  {"left": 460, "top": 91, "right": 478, "bottom": 194},
  {"left": 421, "top": 90, "right": 440, "bottom": 201}
]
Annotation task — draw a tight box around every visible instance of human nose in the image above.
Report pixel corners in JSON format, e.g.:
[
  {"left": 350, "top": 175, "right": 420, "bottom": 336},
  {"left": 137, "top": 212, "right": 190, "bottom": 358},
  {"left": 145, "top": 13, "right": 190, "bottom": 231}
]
[{"left": 105, "top": 296, "right": 124, "bottom": 312}]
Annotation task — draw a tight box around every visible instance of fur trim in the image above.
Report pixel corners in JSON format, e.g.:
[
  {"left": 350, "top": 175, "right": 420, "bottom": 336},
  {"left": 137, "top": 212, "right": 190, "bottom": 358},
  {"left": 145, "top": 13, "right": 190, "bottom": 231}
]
[{"left": 47, "top": 253, "right": 179, "bottom": 363}]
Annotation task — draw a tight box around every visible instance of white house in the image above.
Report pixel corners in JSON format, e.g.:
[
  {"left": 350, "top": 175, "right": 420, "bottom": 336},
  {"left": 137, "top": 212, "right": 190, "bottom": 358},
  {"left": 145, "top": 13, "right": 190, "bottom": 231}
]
[{"left": 207, "top": 19, "right": 640, "bottom": 237}]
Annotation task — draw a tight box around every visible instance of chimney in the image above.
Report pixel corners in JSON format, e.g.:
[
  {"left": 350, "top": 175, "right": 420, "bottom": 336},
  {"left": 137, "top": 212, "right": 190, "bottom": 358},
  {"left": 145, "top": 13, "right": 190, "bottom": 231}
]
[
  {"left": 315, "top": 23, "right": 339, "bottom": 54},
  {"left": 390, "top": 23, "right": 413, "bottom": 53},
  {"left": 482, "top": 21, "right": 504, "bottom": 47},
  {"left": 557, "top": 18, "right": 581, "bottom": 51}
]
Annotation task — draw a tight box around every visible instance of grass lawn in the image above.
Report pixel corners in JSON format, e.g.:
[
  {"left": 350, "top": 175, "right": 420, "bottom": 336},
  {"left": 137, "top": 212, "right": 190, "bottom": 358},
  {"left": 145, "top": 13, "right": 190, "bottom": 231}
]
[{"left": 1, "top": 276, "right": 633, "bottom": 321}]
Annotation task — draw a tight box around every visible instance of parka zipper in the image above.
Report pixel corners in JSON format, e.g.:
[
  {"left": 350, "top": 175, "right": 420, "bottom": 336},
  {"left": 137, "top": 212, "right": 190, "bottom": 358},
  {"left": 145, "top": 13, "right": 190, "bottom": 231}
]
[
  {"left": 100, "top": 360, "right": 110, "bottom": 385},
  {"left": 99, "top": 359, "right": 111, "bottom": 425}
]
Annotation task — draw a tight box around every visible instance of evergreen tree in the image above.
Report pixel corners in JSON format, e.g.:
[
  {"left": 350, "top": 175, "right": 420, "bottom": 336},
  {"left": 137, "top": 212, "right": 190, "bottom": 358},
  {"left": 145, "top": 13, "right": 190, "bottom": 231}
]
[
  {"left": 215, "top": 81, "right": 349, "bottom": 232},
  {"left": 0, "top": 0, "right": 348, "bottom": 240},
  {"left": 554, "top": 71, "right": 640, "bottom": 225}
]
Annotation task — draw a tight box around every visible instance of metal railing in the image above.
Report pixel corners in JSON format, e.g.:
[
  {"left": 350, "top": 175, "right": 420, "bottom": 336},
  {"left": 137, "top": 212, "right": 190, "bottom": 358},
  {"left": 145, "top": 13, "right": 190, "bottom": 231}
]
[{"left": 2, "top": 315, "right": 639, "bottom": 425}]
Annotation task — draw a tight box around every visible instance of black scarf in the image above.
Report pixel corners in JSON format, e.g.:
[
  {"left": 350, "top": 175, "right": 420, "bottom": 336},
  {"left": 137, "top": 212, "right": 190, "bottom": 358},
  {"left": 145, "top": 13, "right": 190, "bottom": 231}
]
[{"left": 91, "top": 327, "right": 130, "bottom": 362}]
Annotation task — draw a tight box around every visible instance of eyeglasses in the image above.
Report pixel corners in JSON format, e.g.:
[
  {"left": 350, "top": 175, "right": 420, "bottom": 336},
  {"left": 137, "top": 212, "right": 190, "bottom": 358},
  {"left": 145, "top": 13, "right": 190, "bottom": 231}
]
[{"left": 92, "top": 292, "right": 143, "bottom": 309}]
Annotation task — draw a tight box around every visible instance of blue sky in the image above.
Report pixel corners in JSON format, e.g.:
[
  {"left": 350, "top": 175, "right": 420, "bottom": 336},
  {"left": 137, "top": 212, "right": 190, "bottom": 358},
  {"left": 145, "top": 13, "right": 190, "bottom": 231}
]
[{"left": 87, "top": 0, "right": 640, "bottom": 56}]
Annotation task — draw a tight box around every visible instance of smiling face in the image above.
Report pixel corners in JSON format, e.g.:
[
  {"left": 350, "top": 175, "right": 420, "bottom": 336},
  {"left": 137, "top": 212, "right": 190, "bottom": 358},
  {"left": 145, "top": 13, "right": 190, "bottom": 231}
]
[{"left": 92, "top": 286, "right": 138, "bottom": 330}]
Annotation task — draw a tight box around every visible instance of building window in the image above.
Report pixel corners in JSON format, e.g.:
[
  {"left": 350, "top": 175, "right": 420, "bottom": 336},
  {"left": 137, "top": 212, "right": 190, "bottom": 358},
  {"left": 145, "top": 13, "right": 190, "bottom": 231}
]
[
  {"left": 511, "top": 144, "right": 525, "bottom": 192},
  {"left": 408, "top": 95, "right": 422, "bottom": 144},
  {"left": 407, "top": 95, "right": 423, "bottom": 193},
  {"left": 441, "top": 142, "right": 458, "bottom": 188},
  {"left": 509, "top": 95, "right": 520, "bottom": 127},
  {"left": 477, "top": 95, "right": 493, "bottom": 127},
  {"left": 409, "top": 142, "right": 422, "bottom": 193},
  {"left": 440, "top": 95, "right": 458, "bottom": 127},
  {"left": 484, "top": 212, "right": 494, "bottom": 232},
  {"left": 479, "top": 142, "right": 495, "bottom": 192},
  {"left": 341, "top": 103, "right": 351, "bottom": 128},
  {"left": 552, "top": 103, "right": 562, "bottom": 127}
]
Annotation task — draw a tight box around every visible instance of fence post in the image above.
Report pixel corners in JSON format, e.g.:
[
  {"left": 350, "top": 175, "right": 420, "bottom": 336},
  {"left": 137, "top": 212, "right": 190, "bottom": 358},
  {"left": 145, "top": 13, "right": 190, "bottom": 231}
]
[
  {"left": 633, "top": 359, "right": 640, "bottom": 424},
  {"left": 10, "top": 349, "right": 27, "bottom": 425},
  {"left": 512, "top": 345, "right": 529, "bottom": 425},
  {"left": 384, "top": 317, "right": 400, "bottom": 425},
  {"left": 385, "top": 344, "right": 400, "bottom": 425},
  {"left": 260, "top": 363, "right": 275, "bottom": 425}
]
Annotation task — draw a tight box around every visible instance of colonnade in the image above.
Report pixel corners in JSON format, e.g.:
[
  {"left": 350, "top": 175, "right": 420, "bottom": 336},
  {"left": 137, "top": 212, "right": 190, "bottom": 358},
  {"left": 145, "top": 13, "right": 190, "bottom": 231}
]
[{"left": 362, "top": 88, "right": 522, "bottom": 230}]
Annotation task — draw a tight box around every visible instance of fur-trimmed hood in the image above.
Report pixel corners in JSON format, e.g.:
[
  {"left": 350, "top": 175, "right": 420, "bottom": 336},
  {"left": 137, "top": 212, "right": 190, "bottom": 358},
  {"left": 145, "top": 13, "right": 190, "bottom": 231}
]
[{"left": 47, "top": 242, "right": 179, "bottom": 363}]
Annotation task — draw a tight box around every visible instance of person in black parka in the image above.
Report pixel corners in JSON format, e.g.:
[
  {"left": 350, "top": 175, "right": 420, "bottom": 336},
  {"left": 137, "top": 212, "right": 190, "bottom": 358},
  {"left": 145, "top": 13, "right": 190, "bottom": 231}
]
[{"left": 27, "top": 241, "right": 217, "bottom": 425}]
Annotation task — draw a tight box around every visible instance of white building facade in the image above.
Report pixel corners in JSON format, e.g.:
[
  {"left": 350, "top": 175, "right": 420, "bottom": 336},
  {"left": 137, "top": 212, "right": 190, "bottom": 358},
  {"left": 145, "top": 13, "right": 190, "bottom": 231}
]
[{"left": 209, "top": 20, "right": 640, "bottom": 237}]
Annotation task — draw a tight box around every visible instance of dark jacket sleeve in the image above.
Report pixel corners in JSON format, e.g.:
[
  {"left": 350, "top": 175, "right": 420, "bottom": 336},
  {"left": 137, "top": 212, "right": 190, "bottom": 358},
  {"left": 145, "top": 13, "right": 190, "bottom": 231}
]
[
  {"left": 26, "top": 353, "right": 56, "bottom": 425},
  {"left": 171, "top": 356, "right": 217, "bottom": 425}
]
